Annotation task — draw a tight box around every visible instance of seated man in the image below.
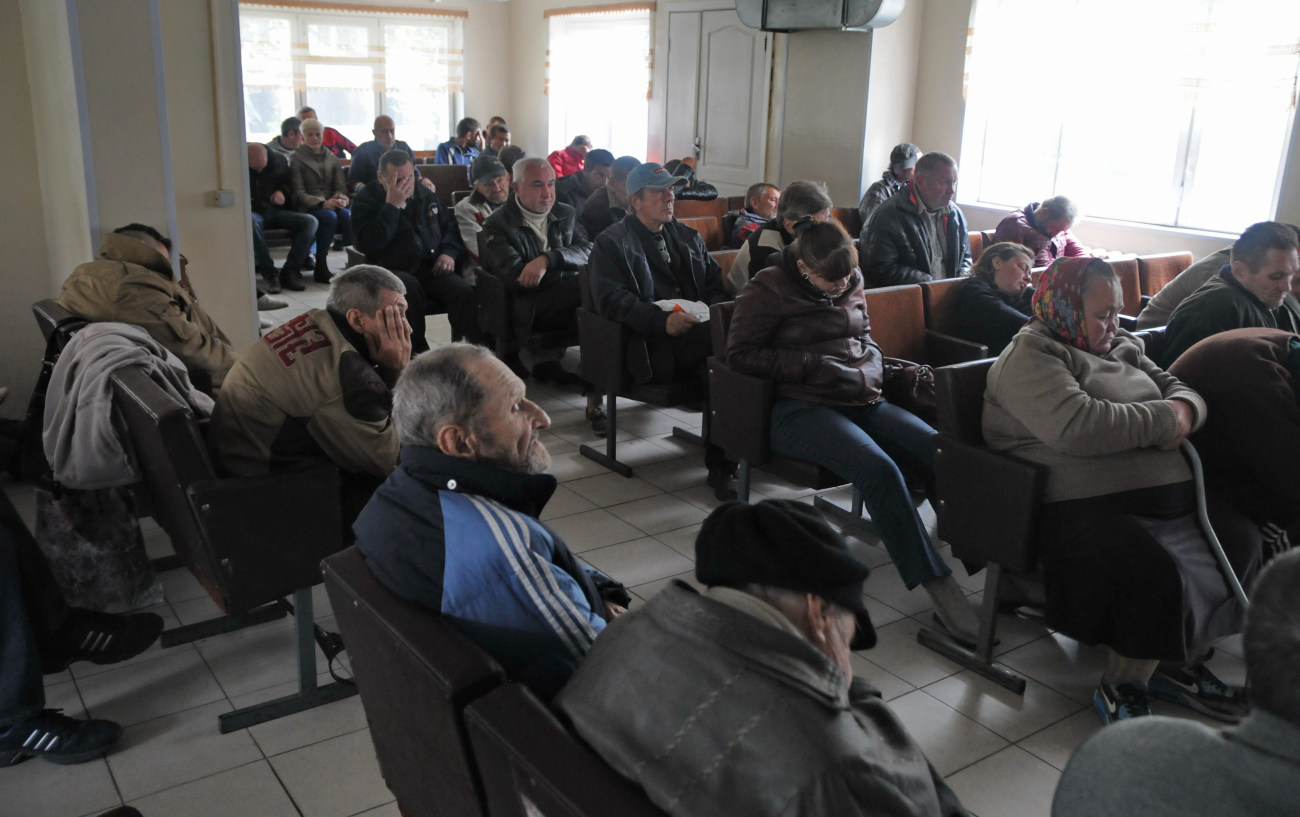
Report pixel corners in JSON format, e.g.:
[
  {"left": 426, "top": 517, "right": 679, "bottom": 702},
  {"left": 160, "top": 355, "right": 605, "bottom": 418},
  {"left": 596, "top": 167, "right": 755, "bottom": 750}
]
[
  {"left": 297, "top": 106, "right": 356, "bottom": 159},
  {"left": 728, "top": 181, "right": 780, "bottom": 248},
  {"left": 860, "top": 151, "right": 972, "bottom": 287},
  {"left": 435, "top": 117, "right": 483, "bottom": 166},
  {"left": 1157, "top": 221, "right": 1300, "bottom": 367},
  {"left": 57, "top": 224, "right": 236, "bottom": 390},
  {"left": 1136, "top": 246, "right": 1233, "bottom": 329},
  {"left": 1053, "top": 548, "right": 1300, "bottom": 817},
  {"left": 1169, "top": 327, "right": 1300, "bottom": 558},
  {"left": 992, "top": 196, "right": 1089, "bottom": 269},
  {"left": 0, "top": 489, "right": 163, "bottom": 767},
  {"left": 248, "top": 142, "right": 316, "bottom": 293},
  {"left": 858, "top": 142, "right": 920, "bottom": 225},
  {"left": 353, "top": 343, "right": 630, "bottom": 701},
  {"left": 547, "top": 135, "right": 591, "bottom": 178},
  {"left": 347, "top": 115, "right": 433, "bottom": 193},
  {"left": 587, "top": 162, "right": 735, "bottom": 496},
  {"left": 353, "top": 149, "right": 480, "bottom": 344},
  {"left": 479, "top": 157, "right": 601, "bottom": 422},
  {"left": 557, "top": 499, "right": 969, "bottom": 817},
  {"left": 580, "top": 155, "right": 640, "bottom": 240},
  {"left": 455, "top": 155, "right": 511, "bottom": 261},
  {"left": 483, "top": 122, "right": 510, "bottom": 158},
  {"left": 208, "top": 265, "right": 410, "bottom": 523},
  {"left": 555, "top": 148, "right": 613, "bottom": 215},
  {"left": 265, "top": 116, "right": 303, "bottom": 160}
]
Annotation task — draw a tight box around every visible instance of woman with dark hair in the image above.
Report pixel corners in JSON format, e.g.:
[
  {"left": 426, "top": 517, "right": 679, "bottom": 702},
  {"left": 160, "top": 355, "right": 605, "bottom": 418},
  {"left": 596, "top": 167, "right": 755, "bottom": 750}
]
[
  {"left": 727, "top": 180, "right": 834, "bottom": 294},
  {"left": 984, "top": 257, "right": 1255, "bottom": 724},
  {"left": 953, "top": 241, "right": 1034, "bottom": 355},
  {"left": 727, "top": 220, "right": 982, "bottom": 643}
]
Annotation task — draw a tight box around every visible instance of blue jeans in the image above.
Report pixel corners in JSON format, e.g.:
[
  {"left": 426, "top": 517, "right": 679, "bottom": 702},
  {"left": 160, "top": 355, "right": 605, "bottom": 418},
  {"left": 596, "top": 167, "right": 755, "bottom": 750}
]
[
  {"left": 770, "top": 398, "right": 949, "bottom": 588},
  {"left": 309, "top": 207, "right": 354, "bottom": 273},
  {"left": 252, "top": 209, "right": 318, "bottom": 275}
]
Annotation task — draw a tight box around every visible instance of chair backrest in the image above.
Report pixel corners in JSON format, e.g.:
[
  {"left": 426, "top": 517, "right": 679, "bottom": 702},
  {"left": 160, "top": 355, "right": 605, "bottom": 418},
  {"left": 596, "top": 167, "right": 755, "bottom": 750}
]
[
  {"left": 465, "top": 684, "right": 667, "bottom": 817},
  {"left": 33, "top": 299, "right": 88, "bottom": 353},
  {"left": 830, "top": 207, "right": 861, "bottom": 238},
  {"left": 323, "top": 547, "right": 505, "bottom": 817},
  {"left": 1110, "top": 257, "right": 1143, "bottom": 316},
  {"left": 420, "top": 164, "right": 472, "bottom": 207},
  {"left": 452, "top": 189, "right": 472, "bottom": 204},
  {"left": 677, "top": 216, "right": 723, "bottom": 252},
  {"left": 932, "top": 359, "right": 1046, "bottom": 572},
  {"left": 110, "top": 366, "right": 342, "bottom": 614},
  {"left": 710, "top": 249, "right": 739, "bottom": 288},
  {"left": 726, "top": 195, "right": 746, "bottom": 210},
  {"left": 864, "top": 284, "right": 926, "bottom": 362},
  {"left": 673, "top": 198, "right": 728, "bottom": 221},
  {"left": 968, "top": 231, "right": 985, "bottom": 263},
  {"left": 920, "top": 277, "right": 968, "bottom": 336},
  {"left": 1137, "top": 251, "right": 1193, "bottom": 296}
]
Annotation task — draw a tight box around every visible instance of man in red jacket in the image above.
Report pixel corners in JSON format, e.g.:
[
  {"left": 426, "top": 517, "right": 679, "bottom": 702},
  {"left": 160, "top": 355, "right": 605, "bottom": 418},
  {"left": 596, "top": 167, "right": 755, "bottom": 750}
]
[{"left": 547, "top": 135, "right": 591, "bottom": 178}]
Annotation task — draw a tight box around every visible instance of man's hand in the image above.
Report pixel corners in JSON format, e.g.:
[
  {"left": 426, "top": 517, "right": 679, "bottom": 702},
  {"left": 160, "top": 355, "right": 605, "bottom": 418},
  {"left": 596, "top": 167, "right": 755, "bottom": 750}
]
[
  {"left": 365, "top": 305, "right": 412, "bottom": 372},
  {"left": 270, "top": 191, "right": 286, "bottom": 207},
  {"left": 518, "top": 255, "right": 549, "bottom": 288},
  {"left": 420, "top": 177, "right": 435, "bottom": 192},
  {"left": 432, "top": 253, "right": 456, "bottom": 276},
  {"left": 1160, "top": 398, "right": 1195, "bottom": 450},
  {"left": 382, "top": 172, "right": 413, "bottom": 208},
  {"left": 603, "top": 601, "right": 627, "bottom": 620},
  {"left": 665, "top": 310, "right": 699, "bottom": 336}
]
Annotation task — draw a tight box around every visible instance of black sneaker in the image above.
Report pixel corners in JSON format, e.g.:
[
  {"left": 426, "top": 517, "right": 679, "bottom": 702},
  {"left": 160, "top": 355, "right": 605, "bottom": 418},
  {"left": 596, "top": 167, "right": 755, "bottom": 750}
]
[
  {"left": 706, "top": 467, "right": 738, "bottom": 502},
  {"left": 0, "top": 710, "right": 122, "bottom": 766},
  {"left": 314, "top": 268, "right": 334, "bottom": 285},
  {"left": 281, "top": 270, "right": 308, "bottom": 292},
  {"left": 1149, "top": 651, "right": 1248, "bottom": 723},
  {"left": 260, "top": 268, "right": 282, "bottom": 294},
  {"left": 586, "top": 407, "right": 608, "bottom": 438},
  {"left": 1094, "top": 680, "right": 1152, "bottom": 725},
  {"left": 40, "top": 609, "right": 164, "bottom": 674}
]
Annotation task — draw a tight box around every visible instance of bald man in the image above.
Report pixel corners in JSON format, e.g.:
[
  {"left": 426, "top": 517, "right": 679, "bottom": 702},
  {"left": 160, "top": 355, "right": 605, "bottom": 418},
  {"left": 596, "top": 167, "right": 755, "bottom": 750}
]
[
  {"left": 348, "top": 116, "right": 433, "bottom": 193},
  {"left": 249, "top": 142, "right": 318, "bottom": 292}
]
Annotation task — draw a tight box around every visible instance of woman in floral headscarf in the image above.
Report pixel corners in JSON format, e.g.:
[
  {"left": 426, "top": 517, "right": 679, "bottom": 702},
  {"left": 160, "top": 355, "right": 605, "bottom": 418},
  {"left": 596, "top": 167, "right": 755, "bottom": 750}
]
[{"left": 982, "top": 257, "right": 1256, "bottom": 725}]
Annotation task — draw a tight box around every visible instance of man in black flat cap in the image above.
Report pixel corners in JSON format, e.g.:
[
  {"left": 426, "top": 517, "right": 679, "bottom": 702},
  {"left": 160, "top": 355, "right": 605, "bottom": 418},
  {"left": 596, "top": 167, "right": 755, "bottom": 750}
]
[{"left": 556, "top": 499, "right": 969, "bottom": 817}]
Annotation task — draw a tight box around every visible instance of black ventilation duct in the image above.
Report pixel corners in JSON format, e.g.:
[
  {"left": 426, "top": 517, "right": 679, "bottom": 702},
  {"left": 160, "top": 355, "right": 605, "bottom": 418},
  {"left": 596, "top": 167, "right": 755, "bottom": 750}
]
[{"left": 736, "top": 0, "right": 905, "bottom": 32}]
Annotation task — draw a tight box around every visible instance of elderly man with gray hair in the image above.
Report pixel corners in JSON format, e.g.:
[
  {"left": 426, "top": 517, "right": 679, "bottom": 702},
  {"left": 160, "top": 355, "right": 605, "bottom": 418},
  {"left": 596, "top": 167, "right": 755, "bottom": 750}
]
[
  {"left": 557, "top": 499, "right": 969, "bottom": 817},
  {"left": 208, "top": 265, "right": 411, "bottom": 523},
  {"left": 353, "top": 343, "right": 630, "bottom": 701},
  {"left": 992, "top": 195, "right": 1089, "bottom": 269}
]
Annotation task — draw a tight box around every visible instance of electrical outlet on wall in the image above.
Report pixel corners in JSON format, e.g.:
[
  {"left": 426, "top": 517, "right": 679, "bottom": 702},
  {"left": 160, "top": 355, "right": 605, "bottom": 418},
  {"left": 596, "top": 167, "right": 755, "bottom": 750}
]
[{"left": 210, "top": 189, "right": 235, "bottom": 207}]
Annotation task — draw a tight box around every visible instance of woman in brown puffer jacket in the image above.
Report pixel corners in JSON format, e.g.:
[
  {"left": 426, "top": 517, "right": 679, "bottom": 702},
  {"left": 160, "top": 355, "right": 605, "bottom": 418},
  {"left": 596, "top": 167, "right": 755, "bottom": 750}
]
[{"left": 726, "top": 219, "right": 980, "bottom": 643}]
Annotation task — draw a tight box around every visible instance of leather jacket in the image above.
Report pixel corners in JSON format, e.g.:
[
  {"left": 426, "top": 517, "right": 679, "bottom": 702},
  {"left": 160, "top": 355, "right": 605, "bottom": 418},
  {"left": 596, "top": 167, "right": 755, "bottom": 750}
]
[
  {"left": 860, "top": 182, "right": 972, "bottom": 287},
  {"left": 727, "top": 244, "right": 884, "bottom": 406},
  {"left": 352, "top": 180, "right": 465, "bottom": 275},
  {"left": 480, "top": 199, "right": 592, "bottom": 292}
]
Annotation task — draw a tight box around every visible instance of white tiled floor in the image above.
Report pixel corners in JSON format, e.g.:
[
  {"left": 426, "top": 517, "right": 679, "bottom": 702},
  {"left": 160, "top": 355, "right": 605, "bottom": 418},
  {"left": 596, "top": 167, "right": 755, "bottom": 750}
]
[{"left": 2, "top": 249, "right": 1247, "bottom": 817}]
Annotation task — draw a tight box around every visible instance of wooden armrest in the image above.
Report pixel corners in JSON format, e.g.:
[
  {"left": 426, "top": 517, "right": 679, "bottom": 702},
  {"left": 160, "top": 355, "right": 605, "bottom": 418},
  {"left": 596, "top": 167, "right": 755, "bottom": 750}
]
[
  {"left": 934, "top": 433, "right": 1045, "bottom": 573},
  {"left": 576, "top": 308, "right": 629, "bottom": 392},
  {"left": 707, "top": 355, "right": 774, "bottom": 464}
]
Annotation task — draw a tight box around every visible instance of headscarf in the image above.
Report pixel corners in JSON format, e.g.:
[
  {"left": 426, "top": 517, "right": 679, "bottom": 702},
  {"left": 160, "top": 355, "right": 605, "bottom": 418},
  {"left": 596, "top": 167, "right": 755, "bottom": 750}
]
[{"left": 1031, "top": 256, "right": 1110, "bottom": 352}]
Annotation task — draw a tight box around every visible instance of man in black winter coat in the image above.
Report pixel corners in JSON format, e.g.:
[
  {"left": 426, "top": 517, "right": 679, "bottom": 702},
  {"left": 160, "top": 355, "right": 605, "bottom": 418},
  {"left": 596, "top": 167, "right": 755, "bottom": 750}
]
[{"left": 860, "top": 151, "right": 972, "bottom": 288}]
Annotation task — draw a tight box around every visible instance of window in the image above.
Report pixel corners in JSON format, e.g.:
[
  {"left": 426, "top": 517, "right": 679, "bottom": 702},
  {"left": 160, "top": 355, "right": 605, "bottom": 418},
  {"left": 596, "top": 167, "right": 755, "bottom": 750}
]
[
  {"left": 961, "top": 0, "right": 1300, "bottom": 234},
  {"left": 238, "top": 3, "right": 464, "bottom": 150},
  {"left": 546, "top": 6, "right": 653, "bottom": 158}
]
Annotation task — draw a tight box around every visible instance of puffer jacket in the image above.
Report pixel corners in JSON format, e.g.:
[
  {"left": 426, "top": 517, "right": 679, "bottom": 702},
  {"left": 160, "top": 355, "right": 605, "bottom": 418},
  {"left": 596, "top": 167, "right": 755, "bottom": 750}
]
[
  {"left": 547, "top": 145, "right": 585, "bottom": 178},
  {"left": 57, "top": 234, "right": 236, "bottom": 388},
  {"left": 556, "top": 580, "right": 969, "bottom": 817},
  {"left": 291, "top": 144, "right": 349, "bottom": 211},
  {"left": 480, "top": 199, "right": 592, "bottom": 290},
  {"left": 992, "top": 202, "right": 1087, "bottom": 269},
  {"left": 727, "top": 244, "right": 884, "bottom": 406},
  {"left": 860, "top": 183, "right": 971, "bottom": 287}
]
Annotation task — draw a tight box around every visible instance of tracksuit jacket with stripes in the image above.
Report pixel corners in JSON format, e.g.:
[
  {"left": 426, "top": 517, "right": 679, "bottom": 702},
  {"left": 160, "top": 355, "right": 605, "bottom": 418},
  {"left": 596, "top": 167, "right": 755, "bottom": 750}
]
[{"left": 353, "top": 445, "right": 628, "bottom": 700}]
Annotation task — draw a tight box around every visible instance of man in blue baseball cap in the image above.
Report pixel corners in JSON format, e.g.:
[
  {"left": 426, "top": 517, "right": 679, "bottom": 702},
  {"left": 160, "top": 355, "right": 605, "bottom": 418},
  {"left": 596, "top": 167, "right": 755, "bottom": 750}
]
[{"left": 586, "top": 162, "right": 737, "bottom": 496}]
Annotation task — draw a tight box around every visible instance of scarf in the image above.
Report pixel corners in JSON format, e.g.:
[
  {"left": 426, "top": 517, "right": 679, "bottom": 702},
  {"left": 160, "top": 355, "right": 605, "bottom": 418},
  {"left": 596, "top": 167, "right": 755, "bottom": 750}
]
[{"left": 1031, "top": 256, "right": 1107, "bottom": 352}]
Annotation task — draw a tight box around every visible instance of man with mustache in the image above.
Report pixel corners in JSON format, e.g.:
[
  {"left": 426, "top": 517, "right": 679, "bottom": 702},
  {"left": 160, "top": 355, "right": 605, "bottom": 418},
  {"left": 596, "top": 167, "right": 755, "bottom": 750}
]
[{"left": 352, "top": 343, "right": 630, "bottom": 700}]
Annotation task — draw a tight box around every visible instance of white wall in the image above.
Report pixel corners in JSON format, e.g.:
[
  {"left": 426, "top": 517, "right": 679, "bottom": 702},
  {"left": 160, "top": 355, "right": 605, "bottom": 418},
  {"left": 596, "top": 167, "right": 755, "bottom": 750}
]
[{"left": 860, "top": 0, "right": 922, "bottom": 200}]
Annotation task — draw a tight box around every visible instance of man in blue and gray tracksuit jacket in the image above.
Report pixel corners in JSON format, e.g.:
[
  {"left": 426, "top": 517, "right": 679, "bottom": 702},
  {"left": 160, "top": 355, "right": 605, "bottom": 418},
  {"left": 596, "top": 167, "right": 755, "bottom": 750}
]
[{"left": 353, "top": 343, "right": 629, "bottom": 700}]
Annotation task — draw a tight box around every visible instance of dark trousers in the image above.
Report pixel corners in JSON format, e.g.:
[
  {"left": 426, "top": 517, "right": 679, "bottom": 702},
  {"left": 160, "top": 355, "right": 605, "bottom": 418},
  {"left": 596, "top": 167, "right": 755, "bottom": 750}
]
[
  {"left": 309, "top": 208, "right": 354, "bottom": 274},
  {"left": 523, "top": 274, "right": 582, "bottom": 336},
  {"left": 0, "top": 490, "right": 69, "bottom": 726},
  {"left": 644, "top": 323, "right": 731, "bottom": 472},
  {"left": 251, "top": 209, "right": 318, "bottom": 275},
  {"left": 391, "top": 271, "right": 431, "bottom": 355},
  {"left": 415, "top": 268, "right": 482, "bottom": 344}
]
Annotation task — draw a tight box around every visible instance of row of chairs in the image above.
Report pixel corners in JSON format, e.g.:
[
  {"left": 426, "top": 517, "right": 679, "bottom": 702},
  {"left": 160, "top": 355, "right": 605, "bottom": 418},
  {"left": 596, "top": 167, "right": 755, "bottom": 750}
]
[{"left": 322, "top": 546, "right": 665, "bottom": 817}]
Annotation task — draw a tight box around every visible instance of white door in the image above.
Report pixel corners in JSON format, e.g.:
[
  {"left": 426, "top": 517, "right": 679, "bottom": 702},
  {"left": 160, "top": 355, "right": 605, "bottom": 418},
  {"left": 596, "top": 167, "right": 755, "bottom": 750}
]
[{"left": 664, "top": 8, "right": 771, "bottom": 197}]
